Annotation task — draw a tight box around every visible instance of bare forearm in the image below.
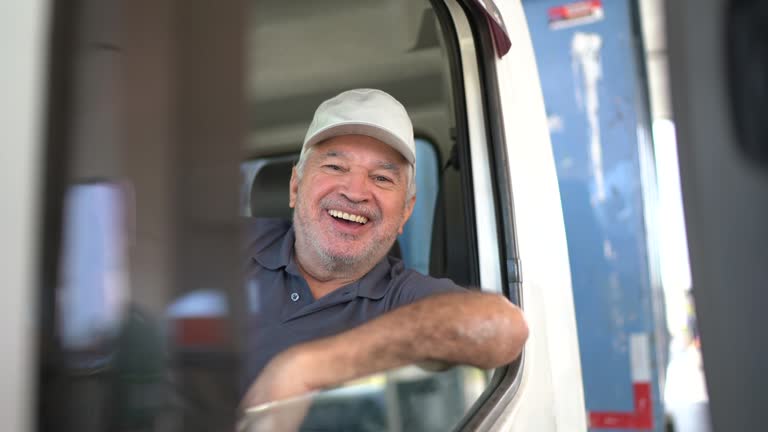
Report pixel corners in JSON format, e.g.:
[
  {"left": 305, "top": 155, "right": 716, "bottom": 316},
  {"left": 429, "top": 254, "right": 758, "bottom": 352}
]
[
  {"left": 241, "top": 292, "right": 528, "bottom": 407},
  {"left": 290, "top": 291, "right": 528, "bottom": 390}
]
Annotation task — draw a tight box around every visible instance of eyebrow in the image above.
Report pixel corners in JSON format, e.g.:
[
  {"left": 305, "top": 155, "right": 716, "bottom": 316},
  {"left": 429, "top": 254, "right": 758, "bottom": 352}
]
[
  {"left": 317, "top": 150, "right": 403, "bottom": 176},
  {"left": 317, "top": 150, "right": 349, "bottom": 161},
  {"left": 375, "top": 160, "right": 401, "bottom": 175}
]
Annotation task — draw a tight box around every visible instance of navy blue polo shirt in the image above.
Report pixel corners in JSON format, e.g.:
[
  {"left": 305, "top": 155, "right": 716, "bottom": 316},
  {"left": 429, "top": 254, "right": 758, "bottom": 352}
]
[{"left": 242, "top": 218, "right": 464, "bottom": 387}]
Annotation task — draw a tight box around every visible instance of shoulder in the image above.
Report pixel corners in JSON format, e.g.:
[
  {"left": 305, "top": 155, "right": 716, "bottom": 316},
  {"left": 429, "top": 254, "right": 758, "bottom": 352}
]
[
  {"left": 241, "top": 217, "right": 291, "bottom": 257},
  {"left": 386, "top": 256, "right": 466, "bottom": 305}
]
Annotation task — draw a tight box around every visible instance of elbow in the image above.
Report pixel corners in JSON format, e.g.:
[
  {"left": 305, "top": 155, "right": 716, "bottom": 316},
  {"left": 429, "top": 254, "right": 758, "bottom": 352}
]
[
  {"left": 477, "top": 297, "right": 529, "bottom": 369},
  {"left": 428, "top": 292, "right": 529, "bottom": 370},
  {"left": 510, "top": 310, "right": 529, "bottom": 360}
]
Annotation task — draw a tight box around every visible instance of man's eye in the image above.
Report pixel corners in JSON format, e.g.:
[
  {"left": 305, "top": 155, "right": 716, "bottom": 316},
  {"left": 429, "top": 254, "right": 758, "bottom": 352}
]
[
  {"left": 373, "top": 175, "right": 393, "bottom": 183},
  {"left": 324, "top": 164, "right": 343, "bottom": 171}
]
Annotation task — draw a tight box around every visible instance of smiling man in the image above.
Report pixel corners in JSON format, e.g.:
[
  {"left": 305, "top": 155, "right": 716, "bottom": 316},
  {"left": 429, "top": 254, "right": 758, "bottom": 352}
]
[
  {"left": 241, "top": 89, "right": 528, "bottom": 408},
  {"left": 291, "top": 135, "right": 415, "bottom": 300}
]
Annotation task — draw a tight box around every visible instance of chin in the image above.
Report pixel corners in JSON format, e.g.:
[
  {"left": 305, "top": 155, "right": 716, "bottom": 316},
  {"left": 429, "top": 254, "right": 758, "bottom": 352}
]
[
  {"left": 321, "top": 247, "right": 374, "bottom": 267},
  {"left": 324, "top": 249, "right": 363, "bottom": 264}
]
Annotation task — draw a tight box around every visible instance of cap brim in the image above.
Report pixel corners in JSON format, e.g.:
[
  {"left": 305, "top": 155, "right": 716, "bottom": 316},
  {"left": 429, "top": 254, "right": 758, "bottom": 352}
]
[{"left": 304, "top": 121, "right": 415, "bottom": 165}]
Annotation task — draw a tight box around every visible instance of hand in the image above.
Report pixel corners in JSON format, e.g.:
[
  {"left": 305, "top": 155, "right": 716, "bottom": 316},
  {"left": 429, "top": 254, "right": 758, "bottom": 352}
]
[
  {"left": 238, "top": 348, "right": 319, "bottom": 432},
  {"left": 239, "top": 347, "right": 317, "bottom": 409}
]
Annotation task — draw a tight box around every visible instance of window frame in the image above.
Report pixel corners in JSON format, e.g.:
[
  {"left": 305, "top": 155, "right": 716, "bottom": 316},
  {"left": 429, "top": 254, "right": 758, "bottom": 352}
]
[{"left": 431, "top": 0, "right": 526, "bottom": 429}]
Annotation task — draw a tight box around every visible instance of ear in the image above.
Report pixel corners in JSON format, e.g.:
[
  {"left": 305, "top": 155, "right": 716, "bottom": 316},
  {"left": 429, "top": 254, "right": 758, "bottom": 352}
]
[
  {"left": 398, "top": 195, "right": 416, "bottom": 235},
  {"left": 289, "top": 166, "right": 299, "bottom": 208}
]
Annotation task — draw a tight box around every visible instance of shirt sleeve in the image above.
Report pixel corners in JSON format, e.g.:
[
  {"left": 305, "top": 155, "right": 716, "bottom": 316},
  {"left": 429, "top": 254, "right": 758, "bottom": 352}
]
[{"left": 393, "top": 269, "right": 467, "bottom": 306}]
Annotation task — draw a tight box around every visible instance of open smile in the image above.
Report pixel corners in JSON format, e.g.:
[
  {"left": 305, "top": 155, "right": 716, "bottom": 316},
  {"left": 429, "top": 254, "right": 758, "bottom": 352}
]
[{"left": 327, "top": 209, "right": 369, "bottom": 225}]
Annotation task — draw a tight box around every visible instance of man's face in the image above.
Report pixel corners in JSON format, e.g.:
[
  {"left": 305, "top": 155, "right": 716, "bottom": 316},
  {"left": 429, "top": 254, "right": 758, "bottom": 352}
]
[{"left": 289, "top": 135, "right": 415, "bottom": 273}]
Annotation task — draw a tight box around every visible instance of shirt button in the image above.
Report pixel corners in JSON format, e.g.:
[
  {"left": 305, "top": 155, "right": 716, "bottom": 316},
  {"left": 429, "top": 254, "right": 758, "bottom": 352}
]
[{"left": 290, "top": 292, "right": 300, "bottom": 302}]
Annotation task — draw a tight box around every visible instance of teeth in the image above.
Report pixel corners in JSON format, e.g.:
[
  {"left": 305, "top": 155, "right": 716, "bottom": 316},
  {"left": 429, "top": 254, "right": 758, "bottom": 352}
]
[{"left": 328, "top": 209, "right": 368, "bottom": 224}]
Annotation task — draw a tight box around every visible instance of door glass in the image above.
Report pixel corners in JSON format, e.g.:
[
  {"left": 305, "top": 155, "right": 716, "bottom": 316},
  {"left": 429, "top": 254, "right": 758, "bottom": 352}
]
[{"left": 238, "top": 365, "right": 489, "bottom": 432}]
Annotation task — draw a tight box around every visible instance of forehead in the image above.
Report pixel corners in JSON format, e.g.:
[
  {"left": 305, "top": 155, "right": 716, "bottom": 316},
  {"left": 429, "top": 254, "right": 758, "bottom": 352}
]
[{"left": 311, "top": 135, "right": 409, "bottom": 167}]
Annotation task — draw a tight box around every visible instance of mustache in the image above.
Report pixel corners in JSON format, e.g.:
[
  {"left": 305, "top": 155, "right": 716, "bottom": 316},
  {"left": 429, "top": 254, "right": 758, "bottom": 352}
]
[{"left": 319, "top": 196, "right": 380, "bottom": 221}]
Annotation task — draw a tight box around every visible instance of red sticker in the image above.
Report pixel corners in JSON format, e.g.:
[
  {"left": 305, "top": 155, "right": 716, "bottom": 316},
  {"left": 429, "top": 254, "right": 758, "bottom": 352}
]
[
  {"left": 588, "top": 382, "right": 653, "bottom": 429},
  {"left": 548, "top": 0, "right": 604, "bottom": 30}
]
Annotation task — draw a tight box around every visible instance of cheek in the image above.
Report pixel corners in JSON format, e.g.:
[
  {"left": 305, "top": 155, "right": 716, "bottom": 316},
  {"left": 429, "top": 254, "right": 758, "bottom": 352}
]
[
  {"left": 297, "top": 179, "right": 334, "bottom": 210},
  {"left": 380, "top": 198, "right": 408, "bottom": 223}
]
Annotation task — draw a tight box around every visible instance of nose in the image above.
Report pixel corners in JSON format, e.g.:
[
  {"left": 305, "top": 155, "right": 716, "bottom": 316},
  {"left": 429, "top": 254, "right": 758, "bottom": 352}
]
[{"left": 340, "top": 170, "right": 371, "bottom": 203}]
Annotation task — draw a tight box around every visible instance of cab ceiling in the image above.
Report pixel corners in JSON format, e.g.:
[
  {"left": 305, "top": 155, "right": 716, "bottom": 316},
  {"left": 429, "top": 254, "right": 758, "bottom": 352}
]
[{"left": 246, "top": 0, "right": 447, "bottom": 155}]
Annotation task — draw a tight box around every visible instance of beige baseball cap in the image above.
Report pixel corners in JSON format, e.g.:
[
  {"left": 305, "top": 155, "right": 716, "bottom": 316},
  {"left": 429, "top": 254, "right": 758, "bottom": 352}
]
[{"left": 301, "top": 88, "right": 416, "bottom": 164}]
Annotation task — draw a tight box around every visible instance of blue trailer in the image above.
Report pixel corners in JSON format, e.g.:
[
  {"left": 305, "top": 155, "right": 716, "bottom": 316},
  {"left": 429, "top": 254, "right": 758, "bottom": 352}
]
[{"left": 522, "top": 1, "right": 668, "bottom": 430}]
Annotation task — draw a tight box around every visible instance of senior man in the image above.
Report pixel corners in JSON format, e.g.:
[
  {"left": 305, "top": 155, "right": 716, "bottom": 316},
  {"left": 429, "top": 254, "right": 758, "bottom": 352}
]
[{"left": 241, "top": 89, "right": 528, "bottom": 408}]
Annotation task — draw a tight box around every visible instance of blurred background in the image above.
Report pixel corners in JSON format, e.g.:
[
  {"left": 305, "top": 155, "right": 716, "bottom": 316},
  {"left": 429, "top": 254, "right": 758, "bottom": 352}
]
[
  {"left": 523, "top": 1, "right": 706, "bottom": 430},
  {"left": 4, "top": 0, "right": 768, "bottom": 431}
]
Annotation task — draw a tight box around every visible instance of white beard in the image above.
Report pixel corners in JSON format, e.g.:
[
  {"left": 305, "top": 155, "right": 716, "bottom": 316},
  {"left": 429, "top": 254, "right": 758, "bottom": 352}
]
[{"left": 292, "top": 196, "right": 400, "bottom": 279}]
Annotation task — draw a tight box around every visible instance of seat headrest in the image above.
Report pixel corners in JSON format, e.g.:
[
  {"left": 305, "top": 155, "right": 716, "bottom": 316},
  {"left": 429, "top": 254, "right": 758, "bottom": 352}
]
[{"left": 250, "top": 159, "right": 294, "bottom": 218}]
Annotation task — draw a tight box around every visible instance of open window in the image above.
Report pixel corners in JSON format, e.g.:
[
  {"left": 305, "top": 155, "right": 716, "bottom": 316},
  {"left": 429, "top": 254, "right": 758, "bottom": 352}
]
[{"left": 237, "top": 0, "right": 521, "bottom": 430}]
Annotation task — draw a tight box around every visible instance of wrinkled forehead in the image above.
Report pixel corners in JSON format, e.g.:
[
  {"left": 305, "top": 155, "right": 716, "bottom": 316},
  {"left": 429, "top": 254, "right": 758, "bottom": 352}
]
[
  {"left": 319, "top": 149, "right": 404, "bottom": 173},
  {"left": 311, "top": 136, "right": 411, "bottom": 171}
]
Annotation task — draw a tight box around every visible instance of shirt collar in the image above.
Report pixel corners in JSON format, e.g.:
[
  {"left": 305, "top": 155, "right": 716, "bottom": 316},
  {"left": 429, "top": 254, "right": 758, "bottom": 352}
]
[
  {"left": 252, "top": 225, "right": 302, "bottom": 276},
  {"left": 354, "top": 256, "right": 396, "bottom": 300}
]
